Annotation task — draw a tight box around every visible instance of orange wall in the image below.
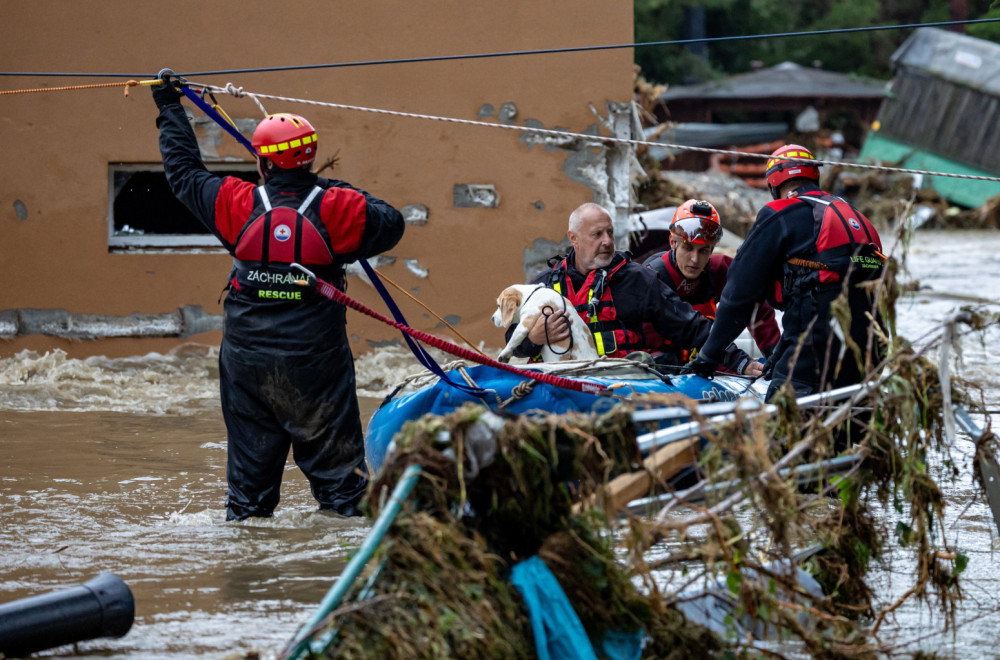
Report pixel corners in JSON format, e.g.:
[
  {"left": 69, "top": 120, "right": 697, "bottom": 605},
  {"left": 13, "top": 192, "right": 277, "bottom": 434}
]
[{"left": 0, "top": 1, "right": 633, "bottom": 358}]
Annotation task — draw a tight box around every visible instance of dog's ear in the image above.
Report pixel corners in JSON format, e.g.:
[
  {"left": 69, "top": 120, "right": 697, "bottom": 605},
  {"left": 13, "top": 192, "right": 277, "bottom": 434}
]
[{"left": 499, "top": 287, "right": 523, "bottom": 326}]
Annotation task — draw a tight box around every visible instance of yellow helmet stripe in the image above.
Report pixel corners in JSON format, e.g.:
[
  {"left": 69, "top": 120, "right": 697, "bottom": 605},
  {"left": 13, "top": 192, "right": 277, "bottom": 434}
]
[
  {"left": 258, "top": 132, "right": 317, "bottom": 153},
  {"left": 767, "top": 151, "right": 815, "bottom": 170}
]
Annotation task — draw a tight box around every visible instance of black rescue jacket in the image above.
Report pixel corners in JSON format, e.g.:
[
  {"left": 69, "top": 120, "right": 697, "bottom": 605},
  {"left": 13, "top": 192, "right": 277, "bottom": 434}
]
[
  {"left": 644, "top": 250, "right": 781, "bottom": 359},
  {"left": 156, "top": 103, "right": 405, "bottom": 354},
  {"left": 511, "top": 250, "right": 752, "bottom": 373},
  {"left": 699, "top": 184, "right": 884, "bottom": 391}
]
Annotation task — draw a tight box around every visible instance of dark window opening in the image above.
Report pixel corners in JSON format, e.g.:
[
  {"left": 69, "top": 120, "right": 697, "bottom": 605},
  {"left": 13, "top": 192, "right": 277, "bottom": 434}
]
[{"left": 109, "top": 164, "right": 259, "bottom": 250}]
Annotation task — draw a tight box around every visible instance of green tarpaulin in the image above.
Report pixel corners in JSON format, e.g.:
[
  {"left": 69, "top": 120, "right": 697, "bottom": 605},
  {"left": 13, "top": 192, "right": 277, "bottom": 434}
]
[{"left": 860, "top": 132, "right": 1000, "bottom": 208}]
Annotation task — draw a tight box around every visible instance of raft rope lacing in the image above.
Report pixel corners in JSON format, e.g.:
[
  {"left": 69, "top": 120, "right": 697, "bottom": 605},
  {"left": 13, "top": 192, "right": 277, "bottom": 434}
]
[
  {"left": 454, "top": 365, "right": 503, "bottom": 405},
  {"left": 500, "top": 379, "right": 538, "bottom": 408}
]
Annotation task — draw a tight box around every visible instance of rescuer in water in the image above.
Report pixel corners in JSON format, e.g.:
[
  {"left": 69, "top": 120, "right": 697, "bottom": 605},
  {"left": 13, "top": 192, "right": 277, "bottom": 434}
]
[{"left": 152, "top": 70, "right": 404, "bottom": 519}]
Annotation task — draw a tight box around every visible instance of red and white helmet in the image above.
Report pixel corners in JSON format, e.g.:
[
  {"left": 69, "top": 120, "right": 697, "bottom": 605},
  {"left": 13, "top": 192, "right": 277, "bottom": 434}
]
[
  {"left": 765, "top": 144, "right": 820, "bottom": 195},
  {"left": 252, "top": 113, "right": 318, "bottom": 169},
  {"left": 670, "top": 199, "right": 722, "bottom": 246}
]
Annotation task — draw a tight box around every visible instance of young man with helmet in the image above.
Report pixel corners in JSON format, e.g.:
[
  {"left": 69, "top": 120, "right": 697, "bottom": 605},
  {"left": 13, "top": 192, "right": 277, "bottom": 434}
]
[
  {"left": 642, "top": 200, "right": 780, "bottom": 366},
  {"left": 684, "top": 145, "right": 885, "bottom": 400},
  {"left": 506, "top": 203, "right": 761, "bottom": 376},
  {"left": 152, "top": 71, "right": 404, "bottom": 520}
]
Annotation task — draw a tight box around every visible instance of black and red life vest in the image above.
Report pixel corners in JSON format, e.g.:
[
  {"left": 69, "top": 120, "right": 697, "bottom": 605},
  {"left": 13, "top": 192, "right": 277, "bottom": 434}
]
[
  {"left": 769, "top": 190, "right": 884, "bottom": 308},
  {"left": 230, "top": 185, "right": 341, "bottom": 301},
  {"left": 546, "top": 255, "right": 644, "bottom": 358},
  {"left": 653, "top": 251, "right": 726, "bottom": 318}
]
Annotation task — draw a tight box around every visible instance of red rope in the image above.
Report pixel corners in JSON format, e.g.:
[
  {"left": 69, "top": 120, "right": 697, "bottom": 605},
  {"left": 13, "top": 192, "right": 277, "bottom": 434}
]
[{"left": 311, "top": 278, "right": 606, "bottom": 395}]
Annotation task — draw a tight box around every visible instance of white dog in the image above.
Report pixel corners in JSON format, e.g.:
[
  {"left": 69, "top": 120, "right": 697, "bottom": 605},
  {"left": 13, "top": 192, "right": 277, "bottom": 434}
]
[{"left": 492, "top": 284, "right": 598, "bottom": 363}]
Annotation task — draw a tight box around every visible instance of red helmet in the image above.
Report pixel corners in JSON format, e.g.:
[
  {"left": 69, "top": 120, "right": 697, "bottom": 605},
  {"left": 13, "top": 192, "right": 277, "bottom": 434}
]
[
  {"left": 670, "top": 199, "right": 722, "bottom": 245},
  {"left": 765, "top": 144, "right": 820, "bottom": 190},
  {"left": 252, "top": 113, "right": 318, "bottom": 169}
]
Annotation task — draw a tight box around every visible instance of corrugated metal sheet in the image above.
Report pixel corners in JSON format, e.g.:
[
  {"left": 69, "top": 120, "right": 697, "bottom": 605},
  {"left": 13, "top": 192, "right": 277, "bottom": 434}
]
[
  {"left": 860, "top": 132, "right": 1000, "bottom": 208},
  {"left": 866, "top": 27, "right": 1000, "bottom": 197},
  {"left": 892, "top": 27, "right": 1000, "bottom": 96},
  {"left": 644, "top": 122, "right": 788, "bottom": 161}
]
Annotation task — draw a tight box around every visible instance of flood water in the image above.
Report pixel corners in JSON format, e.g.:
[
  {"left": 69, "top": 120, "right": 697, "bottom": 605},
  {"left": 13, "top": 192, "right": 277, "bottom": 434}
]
[{"left": 1, "top": 229, "right": 999, "bottom": 658}]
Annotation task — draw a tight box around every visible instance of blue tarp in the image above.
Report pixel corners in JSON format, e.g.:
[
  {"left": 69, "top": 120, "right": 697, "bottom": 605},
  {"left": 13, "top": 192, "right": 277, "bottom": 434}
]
[{"left": 511, "top": 556, "right": 643, "bottom": 660}]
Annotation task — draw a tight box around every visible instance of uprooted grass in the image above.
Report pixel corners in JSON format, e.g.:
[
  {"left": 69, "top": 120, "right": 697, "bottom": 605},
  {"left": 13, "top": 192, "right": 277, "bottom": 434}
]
[
  {"left": 318, "top": 405, "right": 731, "bottom": 659},
  {"left": 311, "top": 243, "right": 998, "bottom": 658},
  {"left": 310, "top": 315, "right": 996, "bottom": 659}
]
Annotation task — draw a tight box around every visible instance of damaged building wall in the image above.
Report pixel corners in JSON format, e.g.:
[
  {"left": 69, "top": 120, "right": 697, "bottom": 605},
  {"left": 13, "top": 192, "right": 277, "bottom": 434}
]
[
  {"left": 0, "top": 0, "right": 633, "bottom": 358},
  {"left": 518, "top": 101, "right": 643, "bottom": 280}
]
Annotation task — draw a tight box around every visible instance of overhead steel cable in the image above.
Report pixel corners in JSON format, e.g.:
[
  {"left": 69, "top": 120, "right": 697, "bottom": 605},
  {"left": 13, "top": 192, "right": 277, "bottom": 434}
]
[
  {"left": 194, "top": 82, "right": 1000, "bottom": 184},
  {"left": 1, "top": 17, "right": 999, "bottom": 79}
]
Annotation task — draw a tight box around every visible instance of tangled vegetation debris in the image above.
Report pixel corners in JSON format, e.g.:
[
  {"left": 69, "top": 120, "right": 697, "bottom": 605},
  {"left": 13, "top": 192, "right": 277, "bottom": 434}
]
[{"left": 293, "top": 231, "right": 1000, "bottom": 659}]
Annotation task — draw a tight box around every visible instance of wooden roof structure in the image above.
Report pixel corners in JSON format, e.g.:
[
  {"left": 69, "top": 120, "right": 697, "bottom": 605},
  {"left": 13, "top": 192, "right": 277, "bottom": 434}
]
[{"left": 656, "top": 61, "right": 887, "bottom": 124}]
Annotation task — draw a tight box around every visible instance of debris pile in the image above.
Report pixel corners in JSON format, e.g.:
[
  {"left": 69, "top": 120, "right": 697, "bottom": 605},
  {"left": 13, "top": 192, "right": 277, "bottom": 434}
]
[
  {"left": 830, "top": 168, "right": 1000, "bottom": 230},
  {"left": 633, "top": 69, "right": 669, "bottom": 170},
  {"left": 637, "top": 164, "right": 1000, "bottom": 242},
  {"left": 294, "top": 282, "right": 1000, "bottom": 658},
  {"left": 636, "top": 169, "right": 772, "bottom": 237}
]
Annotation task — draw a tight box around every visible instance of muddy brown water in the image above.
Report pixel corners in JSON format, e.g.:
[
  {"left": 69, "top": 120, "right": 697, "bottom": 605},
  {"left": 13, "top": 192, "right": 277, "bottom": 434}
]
[
  {"left": 1, "top": 230, "right": 999, "bottom": 658},
  {"left": 2, "top": 400, "right": 381, "bottom": 659}
]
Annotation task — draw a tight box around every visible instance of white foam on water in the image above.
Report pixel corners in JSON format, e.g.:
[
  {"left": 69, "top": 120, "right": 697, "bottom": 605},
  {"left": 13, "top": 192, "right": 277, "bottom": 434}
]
[
  {"left": 353, "top": 343, "right": 432, "bottom": 397},
  {"left": 0, "top": 344, "right": 221, "bottom": 414},
  {"left": 167, "top": 508, "right": 224, "bottom": 527},
  {"left": 0, "top": 341, "right": 449, "bottom": 413}
]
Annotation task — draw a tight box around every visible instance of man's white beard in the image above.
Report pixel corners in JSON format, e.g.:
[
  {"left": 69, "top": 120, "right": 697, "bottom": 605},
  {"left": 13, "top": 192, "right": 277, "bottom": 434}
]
[{"left": 592, "top": 253, "right": 614, "bottom": 270}]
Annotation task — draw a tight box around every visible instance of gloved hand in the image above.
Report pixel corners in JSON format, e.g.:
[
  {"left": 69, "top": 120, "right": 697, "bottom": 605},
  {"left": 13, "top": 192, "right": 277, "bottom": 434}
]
[
  {"left": 152, "top": 68, "right": 186, "bottom": 108},
  {"left": 681, "top": 353, "right": 719, "bottom": 379},
  {"left": 759, "top": 355, "right": 776, "bottom": 381}
]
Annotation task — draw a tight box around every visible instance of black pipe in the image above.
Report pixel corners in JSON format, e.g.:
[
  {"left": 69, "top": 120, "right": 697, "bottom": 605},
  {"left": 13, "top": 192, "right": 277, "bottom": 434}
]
[{"left": 0, "top": 573, "right": 134, "bottom": 657}]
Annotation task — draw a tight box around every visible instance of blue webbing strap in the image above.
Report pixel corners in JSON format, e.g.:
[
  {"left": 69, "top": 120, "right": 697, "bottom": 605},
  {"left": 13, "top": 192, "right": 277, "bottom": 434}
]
[
  {"left": 180, "top": 85, "right": 490, "bottom": 399},
  {"left": 358, "top": 260, "right": 490, "bottom": 398},
  {"left": 181, "top": 87, "right": 257, "bottom": 155}
]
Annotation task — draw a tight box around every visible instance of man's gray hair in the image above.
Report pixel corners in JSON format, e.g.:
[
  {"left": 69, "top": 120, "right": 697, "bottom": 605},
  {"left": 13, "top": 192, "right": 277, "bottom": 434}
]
[{"left": 568, "top": 202, "right": 613, "bottom": 234}]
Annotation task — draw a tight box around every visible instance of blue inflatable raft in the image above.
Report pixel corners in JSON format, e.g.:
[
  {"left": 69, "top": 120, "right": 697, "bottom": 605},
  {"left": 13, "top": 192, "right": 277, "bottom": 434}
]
[{"left": 364, "top": 358, "right": 760, "bottom": 475}]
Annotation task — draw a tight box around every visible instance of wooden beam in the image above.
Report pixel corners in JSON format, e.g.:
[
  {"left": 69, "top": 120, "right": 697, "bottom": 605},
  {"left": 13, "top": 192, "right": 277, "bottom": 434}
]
[{"left": 578, "top": 437, "right": 700, "bottom": 513}]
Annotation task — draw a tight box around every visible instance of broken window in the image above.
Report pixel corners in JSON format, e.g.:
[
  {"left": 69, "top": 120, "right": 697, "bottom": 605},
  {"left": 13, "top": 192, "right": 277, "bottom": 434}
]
[{"left": 109, "top": 163, "right": 259, "bottom": 251}]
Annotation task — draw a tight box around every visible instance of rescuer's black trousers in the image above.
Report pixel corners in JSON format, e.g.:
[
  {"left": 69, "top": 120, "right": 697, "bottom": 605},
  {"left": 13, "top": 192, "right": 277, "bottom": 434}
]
[
  {"left": 765, "top": 288, "right": 883, "bottom": 400},
  {"left": 219, "top": 341, "right": 368, "bottom": 520},
  {"left": 765, "top": 289, "right": 883, "bottom": 452}
]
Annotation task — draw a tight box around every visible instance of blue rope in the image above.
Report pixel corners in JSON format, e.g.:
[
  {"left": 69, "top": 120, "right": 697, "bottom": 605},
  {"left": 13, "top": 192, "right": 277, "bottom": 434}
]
[
  {"left": 180, "top": 86, "right": 490, "bottom": 399},
  {"left": 180, "top": 87, "right": 257, "bottom": 155},
  {"left": 358, "top": 260, "right": 490, "bottom": 398}
]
